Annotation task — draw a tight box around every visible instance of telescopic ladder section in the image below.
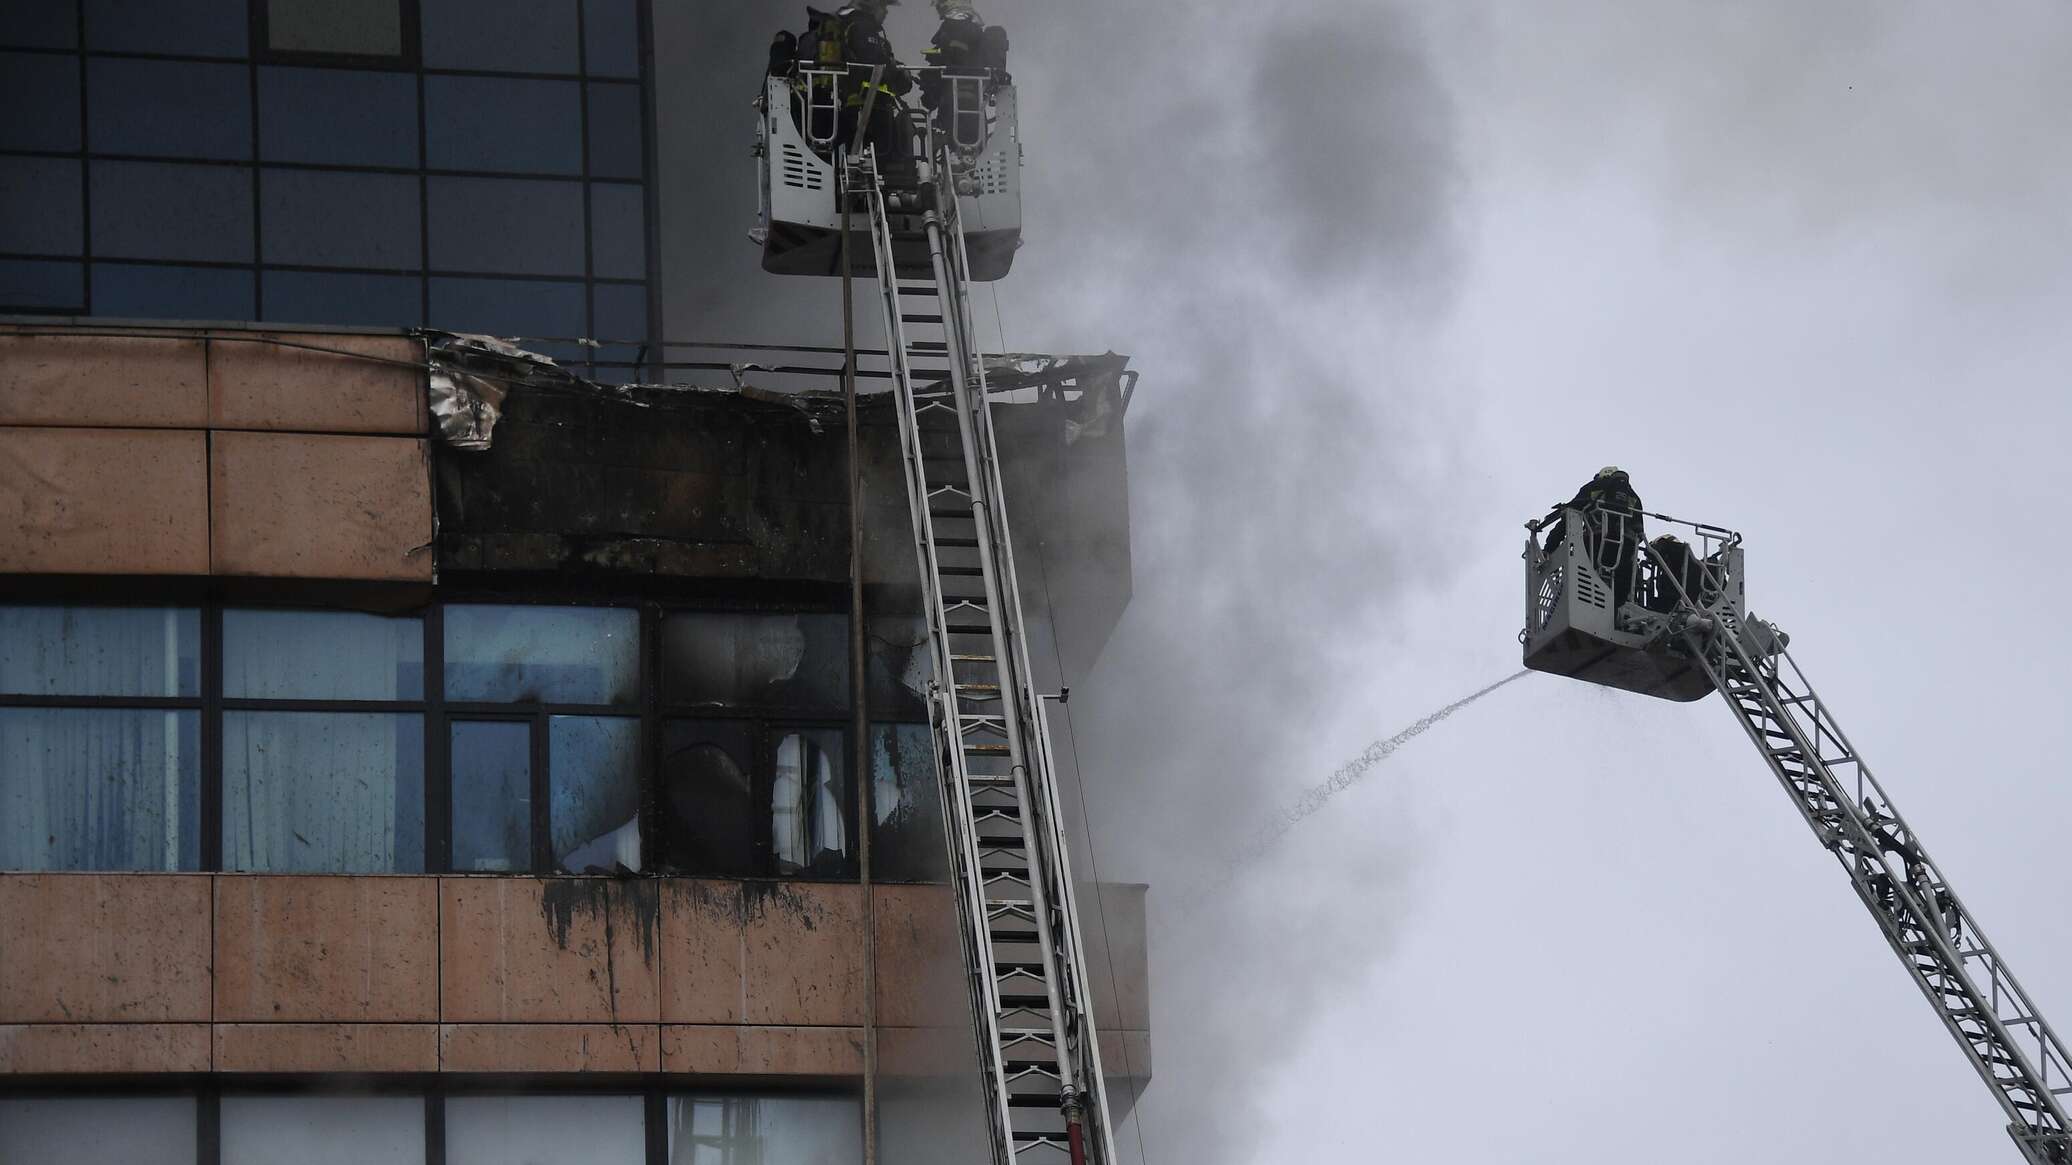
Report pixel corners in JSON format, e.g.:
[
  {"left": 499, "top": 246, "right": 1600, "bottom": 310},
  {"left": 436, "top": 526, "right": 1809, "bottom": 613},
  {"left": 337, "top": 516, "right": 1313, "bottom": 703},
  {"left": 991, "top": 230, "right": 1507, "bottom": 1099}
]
[
  {"left": 1658, "top": 555, "right": 2072, "bottom": 1164},
  {"left": 852, "top": 148, "right": 1118, "bottom": 1165}
]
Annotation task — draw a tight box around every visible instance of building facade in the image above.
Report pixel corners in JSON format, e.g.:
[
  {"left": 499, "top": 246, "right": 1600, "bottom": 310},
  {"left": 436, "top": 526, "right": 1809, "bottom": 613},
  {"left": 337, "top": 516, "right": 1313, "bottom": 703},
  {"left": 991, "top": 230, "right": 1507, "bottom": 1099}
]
[{"left": 0, "top": 4, "right": 1148, "bottom": 1162}]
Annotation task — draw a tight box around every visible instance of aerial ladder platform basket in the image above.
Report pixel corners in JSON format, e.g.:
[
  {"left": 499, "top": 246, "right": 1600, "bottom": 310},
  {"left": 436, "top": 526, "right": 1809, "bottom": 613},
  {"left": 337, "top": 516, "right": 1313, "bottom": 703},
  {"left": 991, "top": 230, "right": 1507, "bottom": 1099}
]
[
  {"left": 1523, "top": 500, "right": 2072, "bottom": 1164},
  {"left": 757, "top": 64, "right": 1021, "bottom": 280}
]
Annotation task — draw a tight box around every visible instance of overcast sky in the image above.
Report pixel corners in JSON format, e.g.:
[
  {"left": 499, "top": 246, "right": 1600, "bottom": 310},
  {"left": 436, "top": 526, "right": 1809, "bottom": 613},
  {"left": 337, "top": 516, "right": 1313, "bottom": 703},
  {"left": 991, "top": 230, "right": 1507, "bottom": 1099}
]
[{"left": 661, "top": 3, "right": 2072, "bottom": 1161}]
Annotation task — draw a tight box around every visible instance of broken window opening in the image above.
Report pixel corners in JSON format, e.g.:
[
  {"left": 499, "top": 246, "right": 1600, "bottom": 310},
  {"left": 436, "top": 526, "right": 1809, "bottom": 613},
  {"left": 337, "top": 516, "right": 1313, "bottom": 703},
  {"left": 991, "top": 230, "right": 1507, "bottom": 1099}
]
[
  {"left": 871, "top": 722, "right": 948, "bottom": 883},
  {"left": 549, "top": 714, "right": 641, "bottom": 873},
  {"left": 661, "top": 719, "right": 758, "bottom": 878},
  {"left": 661, "top": 612, "right": 848, "bottom": 710},
  {"left": 771, "top": 727, "right": 849, "bottom": 878}
]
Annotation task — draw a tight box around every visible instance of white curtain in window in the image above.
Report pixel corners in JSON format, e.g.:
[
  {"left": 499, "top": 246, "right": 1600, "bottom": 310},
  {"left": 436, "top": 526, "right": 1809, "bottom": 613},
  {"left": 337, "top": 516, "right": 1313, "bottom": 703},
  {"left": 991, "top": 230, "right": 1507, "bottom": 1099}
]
[
  {"left": 222, "top": 712, "right": 421, "bottom": 873},
  {"left": 0, "top": 708, "right": 192, "bottom": 871},
  {"left": 221, "top": 1096, "right": 423, "bottom": 1165},
  {"left": 771, "top": 732, "right": 845, "bottom": 873},
  {"left": 446, "top": 1095, "right": 644, "bottom": 1165},
  {"left": 0, "top": 1097, "right": 197, "bottom": 1165}
]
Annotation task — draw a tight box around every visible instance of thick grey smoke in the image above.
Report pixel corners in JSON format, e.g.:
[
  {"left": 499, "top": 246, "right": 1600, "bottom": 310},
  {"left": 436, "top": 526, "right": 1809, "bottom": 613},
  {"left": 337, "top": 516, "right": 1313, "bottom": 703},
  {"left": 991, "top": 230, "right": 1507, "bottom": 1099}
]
[
  {"left": 1001, "top": 4, "right": 1472, "bottom": 1163},
  {"left": 650, "top": 3, "right": 1471, "bottom": 1161}
]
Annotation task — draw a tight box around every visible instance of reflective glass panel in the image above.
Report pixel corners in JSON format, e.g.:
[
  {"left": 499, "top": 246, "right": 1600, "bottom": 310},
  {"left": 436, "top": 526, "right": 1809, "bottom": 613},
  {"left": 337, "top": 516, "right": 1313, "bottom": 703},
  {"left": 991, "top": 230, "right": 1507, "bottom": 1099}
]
[
  {"left": 450, "top": 720, "right": 530, "bottom": 872},
  {"left": 261, "top": 168, "right": 422, "bottom": 269},
  {"left": 443, "top": 605, "right": 639, "bottom": 705},
  {"left": 0, "top": 259, "right": 86, "bottom": 312},
  {"left": 87, "top": 57, "right": 251, "bottom": 160},
  {"left": 426, "top": 176, "right": 586, "bottom": 276},
  {"left": 667, "top": 1094, "right": 860, "bottom": 1165},
  {"left": 267, "top": 0, "right": 405, "bottom": 56},
  {"left": 422, "top": 0, "right": 578, "bottom": 73},
  {"left": 583, "top": 0, "right": 640, "bottom": 77},
  {"left": 426, "top": 75, "right": 582, "bottom": 175},
  {"left": 263, "top": 269, "right": 423, "bottom": 328},
  {"left": 0, "top": 0, "right": 79, "bottom": 49},
  {"left": 260, "top": 67, "right": 419, "bottom": 167},
  {"left": 587, "top": 82, "right": 644, "bottom": 179},
  {"left": 590, "top": 281, "right": 647, "bottom": 375},
  {"left": 428, "top": 277, "right": 586, "bottom": 352},
  {"left": 0, "top": 606, "right": 199, "bottom": 696},
  {"left": 223, "top": 608, "right": 424, "bottom": 700},
  {"left": 222, "top": 1095, "right": 425, "bottom": 1165},
  {"left": 0, "top": 157, "right": 83, "bottom": 255},
  {"left": 871, "top": 723, "right": 946, "bottom": 882},
  {"left": 0, "top": 53, "right": 81, "bottom": 150},
  {"left": 448, "top": 1094, "right": 644, "bottom": 1165},
  {"left": 0, "top": 1096, "right": 197, "bottom": 1165},
  {"left": 0, "top": 708, "right": 199, "bottom": 872},
  {"left": 661, "top": 719, "right": 756, "bottom": 876},
  {"left": 662, "top": 612, "right": 848, "bottom": 709},
  {"left": 93, "top": 263, "right": 254, "bottom": 322},
  {"left": 91, "top": 161, "right": 254, "bottom": 262},
  {"left": 771, "top": 727, "right": 849, "bottom": 877},
  {"left": 591, "top": 182, "right": 645, "bottom": 279},
  {"left": 85, "top": 0, "right": 246, "bottom": 57},
  {"left": 222, "top": 711, "right": 426, "bottom": 873},
  {"left": 551, "top": 714, "right": 640, "bottom": 872}
]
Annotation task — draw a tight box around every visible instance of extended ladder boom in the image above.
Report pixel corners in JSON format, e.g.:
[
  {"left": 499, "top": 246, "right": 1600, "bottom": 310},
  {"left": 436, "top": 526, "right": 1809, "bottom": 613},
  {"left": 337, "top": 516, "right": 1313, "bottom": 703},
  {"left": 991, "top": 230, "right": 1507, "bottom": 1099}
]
[
  {"left": 1656, "top": 547, "right": 2072, "bottom": 1164},
  {"left": 853, "top": 144, "right": 1117, "bottom": 1165}
]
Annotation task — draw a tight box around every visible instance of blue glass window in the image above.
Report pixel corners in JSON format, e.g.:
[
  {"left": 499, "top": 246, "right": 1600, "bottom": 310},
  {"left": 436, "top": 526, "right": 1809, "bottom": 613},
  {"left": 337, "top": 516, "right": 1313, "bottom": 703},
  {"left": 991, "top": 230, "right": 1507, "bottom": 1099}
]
[
  {"left": 582, "top": 0, "right": 640, "bottom": 78},
  {"left": 224, "top": 609, "right": 425, "bottom": 700},
  {"left": 91, "top": 161, "right": 254, "bottom": 263},
  {"left": 261, "top": 168, "right": 423, "bottom": 269},
  {"left": 450, "top": 720, "right": 530, "bottom": 872},
  {"left": 0, "top": 260, "right": 86, "bottom": 312},
  {"left": 0, "top": 53, "right": 81, "bottom": 151},
  {"left": 259, "top": 67, "right": 420, "bottom": 167},
  {"left": 263, "top": 270, "right": 423, "bottom": 328},
  {"left": 0, "top": 157, "right": 84, "bottom": 255},
  {"left": 590, "top": 183, "right": 645, "bottom": 279},
  {"left": 586, "top": 82, "right": 644, "bottom": 180},
  {"left": 0, "top": 606, "right": 199, "bottom": 696},
  {"left": 0, "top": 708, "right": 201, "bottom": 872},
  {"left": 427, "top": 176, "right": 585, "bottom": 276},
  {"left": 551, "top": 714, "right": 640, "bottom": 871},
  {"left": 87, "top": 58, "right": 251, "bottom": 161},
  {"left": 590, "top": 281, "right": 648, "bottom": 373},
  {"left": 222, "top": 710, "right": 426, "bottom": 873},
  {"left": 85, "top": 0, "right": 247, "bottom": 57},
  {"left": 426, "top": 76, "right": 582, "bottom": 175},
  {"left": 429, "top": 277, "right": 586, "bottom": 351},
  {"left": 264, "top": 0, "right": 407, "bottom": 58},
  {"left": 93, "top": 264, "right": 254, "bottom": 322},
  {"left": 422, "top": 0, "right": 578, "bottom": 74},
  {"left": 444, "top": 605, "right": 638, "bottom": 705},
  {"left": 0, "top": 1096, "right": 199, "bottom": 1165},
  {"left": 0, "top": 0, "right": 79, "bottom": 49}
]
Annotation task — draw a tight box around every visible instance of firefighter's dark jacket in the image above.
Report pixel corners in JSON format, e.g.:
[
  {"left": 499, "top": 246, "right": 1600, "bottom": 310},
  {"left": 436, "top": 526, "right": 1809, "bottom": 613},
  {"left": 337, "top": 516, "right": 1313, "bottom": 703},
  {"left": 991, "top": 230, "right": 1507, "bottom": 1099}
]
[
  {"left": 1564, "top": 474, "right": 1642, "bottom": 518},
  {"left": 828, "top": 6, "right": 912, "bottom": 99}
]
